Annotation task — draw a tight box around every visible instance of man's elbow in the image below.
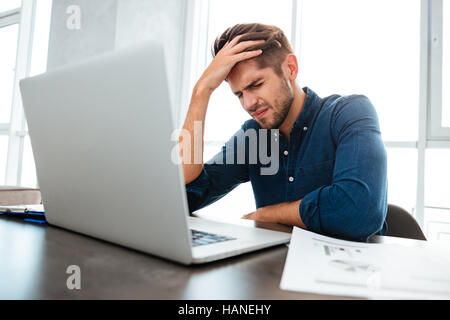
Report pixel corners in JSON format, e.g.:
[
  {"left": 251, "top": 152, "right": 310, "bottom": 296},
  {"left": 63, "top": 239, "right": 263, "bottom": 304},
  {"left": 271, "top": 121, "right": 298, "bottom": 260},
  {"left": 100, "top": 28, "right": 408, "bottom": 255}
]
[
  {"left": 305, "top": 182, "right": 388, "bottom": 241},
  {"left": 342, "top": 194, "right": 387, "bottom": 241}
]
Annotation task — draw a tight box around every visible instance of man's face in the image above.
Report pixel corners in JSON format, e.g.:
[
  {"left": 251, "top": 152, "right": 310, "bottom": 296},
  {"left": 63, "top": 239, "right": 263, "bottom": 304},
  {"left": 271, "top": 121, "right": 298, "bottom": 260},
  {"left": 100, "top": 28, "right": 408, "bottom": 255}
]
[{"left": 227, "top": 59, "right": 294, "bottom": 129}]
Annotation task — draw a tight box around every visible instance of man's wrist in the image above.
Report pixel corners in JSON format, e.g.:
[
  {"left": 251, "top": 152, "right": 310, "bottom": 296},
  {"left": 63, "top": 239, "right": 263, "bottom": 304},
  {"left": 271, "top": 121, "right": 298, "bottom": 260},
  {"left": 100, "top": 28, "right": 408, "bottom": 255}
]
[{"left": 193, "top": 81, "right": 214, "bottom": 99}]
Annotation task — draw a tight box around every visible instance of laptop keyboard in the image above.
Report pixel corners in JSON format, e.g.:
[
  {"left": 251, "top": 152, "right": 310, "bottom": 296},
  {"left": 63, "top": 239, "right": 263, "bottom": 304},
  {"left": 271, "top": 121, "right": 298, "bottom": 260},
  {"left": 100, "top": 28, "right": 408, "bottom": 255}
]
[{"left": 190, "top": 229, "right": 236, "bottom": 247}]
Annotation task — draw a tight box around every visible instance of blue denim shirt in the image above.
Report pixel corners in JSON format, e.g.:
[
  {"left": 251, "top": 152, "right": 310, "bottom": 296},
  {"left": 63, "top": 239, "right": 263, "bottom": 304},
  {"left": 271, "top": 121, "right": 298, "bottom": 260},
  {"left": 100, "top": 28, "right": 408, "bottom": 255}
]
[{"left": 186, "top": 87, "right": 388, "bottom": 242}]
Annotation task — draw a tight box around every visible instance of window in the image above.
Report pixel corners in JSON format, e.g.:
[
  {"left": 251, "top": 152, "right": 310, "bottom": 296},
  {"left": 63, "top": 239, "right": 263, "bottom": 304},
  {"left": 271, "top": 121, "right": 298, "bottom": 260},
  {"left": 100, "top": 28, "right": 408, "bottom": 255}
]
[
  {"left": 424, "top": 207, "right": 450, "bottom": 241},
  {"left": 386, "top": 148, "right": 418, "bottom": 214},
  {"left": 424, "top": 0, "right": 450, "bottom": 241},
  {"left": 21, "top": 136, "right": 37, "bottom": 187},
  {"left": 0, "top": 136, "right": 8, "bottom": 183},
  {"left": 0, "top": 24, "right": 19, "bottom": 124},
  {"left": 0, "top": 0, "right": 52, "bottom": 187},
  {"left": 442, "top": 0, "right": 450, "bottom": 128},
  {"left": 429, "top": 0, "right": 450, "bottom": 138},
  {"left": 0, "top": 1, "right": 21, "bottom": 185},
  {"left": 299, "top": 0, "right": 420, "bottom": 142},
  {"left": 0, "top": 0, "right": 22, "bottom": 12},
  {"left": 425, "top": 149, "right": 450, "bottom": 209}
]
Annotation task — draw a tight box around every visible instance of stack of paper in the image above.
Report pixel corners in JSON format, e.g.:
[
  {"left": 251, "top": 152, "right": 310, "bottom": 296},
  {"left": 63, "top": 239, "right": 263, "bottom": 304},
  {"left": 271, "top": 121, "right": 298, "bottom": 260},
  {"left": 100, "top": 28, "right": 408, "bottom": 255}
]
[
  {"left": 0, "top": 204, "right": 45, "bottom": 213},
  {"left": 280, "top": 227, "right": 450, "bottom": 299}
]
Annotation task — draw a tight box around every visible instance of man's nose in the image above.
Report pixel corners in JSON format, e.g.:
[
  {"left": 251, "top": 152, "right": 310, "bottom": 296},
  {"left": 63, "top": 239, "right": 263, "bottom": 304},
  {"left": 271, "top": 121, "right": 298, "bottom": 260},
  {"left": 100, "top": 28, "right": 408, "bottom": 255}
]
[{"left": 242, "top": 92, "right": 258, "bottom": 112}]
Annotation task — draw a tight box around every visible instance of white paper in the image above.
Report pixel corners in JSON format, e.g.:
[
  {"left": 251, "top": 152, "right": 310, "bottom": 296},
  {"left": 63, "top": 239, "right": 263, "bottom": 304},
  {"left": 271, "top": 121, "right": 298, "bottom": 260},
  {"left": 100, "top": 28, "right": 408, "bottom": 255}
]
[
  {"left": 0, "top": 204, "right": 44, "bottom": 213},
  {"left": 280, "top": 227, "right": 450, "bottom": 299}
]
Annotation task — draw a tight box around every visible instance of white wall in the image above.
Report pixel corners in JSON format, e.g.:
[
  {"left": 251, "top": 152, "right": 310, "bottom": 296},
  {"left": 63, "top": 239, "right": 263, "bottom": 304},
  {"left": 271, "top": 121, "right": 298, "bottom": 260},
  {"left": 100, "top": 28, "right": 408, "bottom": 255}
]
[
  {"left": 47, "top": 0, "right": 118, "bottom": 70},
  {"left": 46, "top": 0, "right": 191, "bottom": 125},
  {"left": 115, "top": 0, "right": 187, "bottom": 111}
]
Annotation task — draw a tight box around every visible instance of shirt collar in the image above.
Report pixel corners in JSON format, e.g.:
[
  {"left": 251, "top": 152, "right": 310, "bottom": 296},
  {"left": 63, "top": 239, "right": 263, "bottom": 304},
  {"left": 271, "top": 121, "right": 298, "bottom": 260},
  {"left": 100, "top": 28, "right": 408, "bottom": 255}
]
[{"left": 291, "top": 87, "right": 319, "bottom": 132}]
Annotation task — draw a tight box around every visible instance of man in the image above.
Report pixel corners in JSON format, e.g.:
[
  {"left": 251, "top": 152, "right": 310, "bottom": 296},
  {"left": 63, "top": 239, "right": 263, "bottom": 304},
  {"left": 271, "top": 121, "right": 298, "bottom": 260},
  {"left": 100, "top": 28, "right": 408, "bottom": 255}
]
[{"left": 179, "top": 23, "right": 387, "bottom": 242}]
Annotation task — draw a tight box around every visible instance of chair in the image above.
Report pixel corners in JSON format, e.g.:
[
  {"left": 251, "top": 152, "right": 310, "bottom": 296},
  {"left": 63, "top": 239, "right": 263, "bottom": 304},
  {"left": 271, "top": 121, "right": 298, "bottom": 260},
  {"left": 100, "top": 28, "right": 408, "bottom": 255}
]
[{"left": 385, "top": 204, "right": 426, "bottom": 241}]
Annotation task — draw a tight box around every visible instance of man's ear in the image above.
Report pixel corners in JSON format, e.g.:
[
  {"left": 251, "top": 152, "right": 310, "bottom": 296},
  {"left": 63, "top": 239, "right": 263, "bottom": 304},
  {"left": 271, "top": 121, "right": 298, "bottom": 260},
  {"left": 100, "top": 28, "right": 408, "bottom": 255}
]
[{"left": 283, "top": 54, "right": 299, "bottom": 81}]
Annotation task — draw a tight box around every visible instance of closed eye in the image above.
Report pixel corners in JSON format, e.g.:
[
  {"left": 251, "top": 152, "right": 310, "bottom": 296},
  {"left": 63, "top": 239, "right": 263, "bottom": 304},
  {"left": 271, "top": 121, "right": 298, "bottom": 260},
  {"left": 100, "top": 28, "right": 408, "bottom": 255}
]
[{"left": 233, "top": 80, "right": 264, "bottom": 98}]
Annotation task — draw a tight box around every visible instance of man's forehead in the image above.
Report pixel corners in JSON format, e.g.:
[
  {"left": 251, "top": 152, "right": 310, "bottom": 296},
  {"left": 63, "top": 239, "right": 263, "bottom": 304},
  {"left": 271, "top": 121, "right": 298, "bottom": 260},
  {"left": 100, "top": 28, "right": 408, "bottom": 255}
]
[{"left": 228, "top": 59, "right": 270, "bottom": 90}]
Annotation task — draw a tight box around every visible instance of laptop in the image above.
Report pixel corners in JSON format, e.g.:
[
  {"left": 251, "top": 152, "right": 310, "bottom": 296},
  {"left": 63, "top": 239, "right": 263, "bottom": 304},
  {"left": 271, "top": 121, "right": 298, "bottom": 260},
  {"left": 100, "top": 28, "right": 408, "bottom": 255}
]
[{"left": 19, "top": 42, "right": 291, "bottom": 265}]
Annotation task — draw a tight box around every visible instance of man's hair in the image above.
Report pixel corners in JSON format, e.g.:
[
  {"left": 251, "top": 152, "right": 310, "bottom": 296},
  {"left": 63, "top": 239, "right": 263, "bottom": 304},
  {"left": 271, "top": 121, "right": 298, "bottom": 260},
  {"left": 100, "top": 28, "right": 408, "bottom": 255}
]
[{"left": 212, "top": 23, "right": 293, "bottom": 76}]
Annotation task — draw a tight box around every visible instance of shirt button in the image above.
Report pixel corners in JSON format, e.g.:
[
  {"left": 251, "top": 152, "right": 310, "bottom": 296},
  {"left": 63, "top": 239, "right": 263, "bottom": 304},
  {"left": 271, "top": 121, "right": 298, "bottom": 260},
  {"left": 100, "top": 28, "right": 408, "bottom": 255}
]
[
  {"left": 303, "top": 126, "right": 308, "bottom": 131},
  {"left": 288, "top": 176, "right": 294, "bottom": 182},
  {"left": 284, "top": 150, "right": 289, "bottom": 156}
]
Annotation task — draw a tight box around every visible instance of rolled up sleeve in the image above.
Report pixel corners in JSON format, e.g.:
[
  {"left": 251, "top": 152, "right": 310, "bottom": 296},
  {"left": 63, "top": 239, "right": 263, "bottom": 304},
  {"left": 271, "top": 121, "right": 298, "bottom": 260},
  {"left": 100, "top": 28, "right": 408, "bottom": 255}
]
[
  {"left": 185, "top": 127, "right": 250, "bottom": 213},
  {"left": 299, "top": 96, "right": 388, "bottom": 241}
]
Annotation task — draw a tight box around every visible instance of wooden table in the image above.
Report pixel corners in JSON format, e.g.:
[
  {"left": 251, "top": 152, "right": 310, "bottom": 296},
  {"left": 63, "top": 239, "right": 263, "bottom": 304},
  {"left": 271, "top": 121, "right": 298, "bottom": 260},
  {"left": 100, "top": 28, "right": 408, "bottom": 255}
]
[{"left": 0, "top": 215, "right": 424, "bottom": 299}]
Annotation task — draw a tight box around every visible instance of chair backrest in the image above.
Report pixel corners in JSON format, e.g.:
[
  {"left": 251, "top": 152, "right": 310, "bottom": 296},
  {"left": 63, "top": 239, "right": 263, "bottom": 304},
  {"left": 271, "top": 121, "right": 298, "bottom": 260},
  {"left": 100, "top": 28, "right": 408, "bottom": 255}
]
[{"left": 385, "top": 204, "right": 427, "bottom": 240}]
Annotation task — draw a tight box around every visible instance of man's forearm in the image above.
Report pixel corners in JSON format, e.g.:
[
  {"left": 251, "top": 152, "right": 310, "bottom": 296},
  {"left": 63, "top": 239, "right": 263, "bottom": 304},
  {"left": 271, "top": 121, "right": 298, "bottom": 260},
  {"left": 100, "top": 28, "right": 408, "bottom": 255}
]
[
  {"left": 180, "top": 83, "right": 212, "bottom": 185},
  {"left": 276, "top": 200, "right": 306, "bottom": 228},
  {"left": 243, "top": 200, "right": 307, "bottom": 229},
  {"left": 180, "top": 37, "right": 265, "bottom": 185}
]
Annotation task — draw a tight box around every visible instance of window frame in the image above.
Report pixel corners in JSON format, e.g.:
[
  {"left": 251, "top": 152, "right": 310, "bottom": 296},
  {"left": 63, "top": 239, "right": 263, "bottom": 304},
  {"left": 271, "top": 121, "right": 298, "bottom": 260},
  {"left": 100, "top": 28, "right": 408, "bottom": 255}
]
[
  {"left": 0, "top": 7, "right": 20, "bottom": 28},
  {"left": 0, "top": 8, "right": 20, "bottom": 136},
  {"left": 429, "top": 0, "right": 450, "bottom": 139},
  {"left": 1, "top": 0, "right": 37, "bottom": 186}
]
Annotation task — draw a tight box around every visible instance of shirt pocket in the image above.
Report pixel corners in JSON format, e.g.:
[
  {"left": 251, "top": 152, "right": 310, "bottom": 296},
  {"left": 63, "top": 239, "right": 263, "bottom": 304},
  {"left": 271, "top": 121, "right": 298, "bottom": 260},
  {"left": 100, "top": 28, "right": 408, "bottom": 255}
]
[{"left": 297, "top": 160, "right": 334, "bottom": 194}]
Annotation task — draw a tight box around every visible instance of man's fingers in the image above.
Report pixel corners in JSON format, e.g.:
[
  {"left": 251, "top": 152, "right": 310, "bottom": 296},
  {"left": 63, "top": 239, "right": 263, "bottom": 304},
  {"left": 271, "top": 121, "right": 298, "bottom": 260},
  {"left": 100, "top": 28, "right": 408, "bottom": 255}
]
[
  {"left": 230, "top": 39, "right": 265, "bottom": 54},
  {"left": 242, "top": 212, "right": 255, "bottom": 220},
  {"left": 227, "top": 34, "right": 243, "bottom": 47},
  {"left": 219, "top": 35, "right": 242, "bottom": 52},
  {"left": 233, "top": 49, "right": 263, "bottom": 63}
]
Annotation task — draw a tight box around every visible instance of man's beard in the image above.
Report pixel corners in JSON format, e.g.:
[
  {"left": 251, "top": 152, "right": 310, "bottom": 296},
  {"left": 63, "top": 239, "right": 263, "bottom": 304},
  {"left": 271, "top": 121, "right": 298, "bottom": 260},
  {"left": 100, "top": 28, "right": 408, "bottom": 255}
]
[{"left": 258, "top": 78, "right": 294, "bottom": 129}]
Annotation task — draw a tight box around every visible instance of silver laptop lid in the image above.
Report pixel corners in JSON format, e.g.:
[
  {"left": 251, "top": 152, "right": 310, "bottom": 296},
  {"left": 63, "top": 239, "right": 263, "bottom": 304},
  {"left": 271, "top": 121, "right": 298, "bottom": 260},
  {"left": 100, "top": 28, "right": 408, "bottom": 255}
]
[{"left": 20, "top": 42, "right": 193, "bottom": 264}]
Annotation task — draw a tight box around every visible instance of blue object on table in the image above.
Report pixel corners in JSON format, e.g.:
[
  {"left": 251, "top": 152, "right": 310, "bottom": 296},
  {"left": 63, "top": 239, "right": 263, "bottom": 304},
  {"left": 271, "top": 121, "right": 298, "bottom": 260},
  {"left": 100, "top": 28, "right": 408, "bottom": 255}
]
[
  {"left": 23, "top": 218, "right": 47, "bottom": 224},
  {"left": 0, "top": 209, "right": 47, "bottom": 224}
]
